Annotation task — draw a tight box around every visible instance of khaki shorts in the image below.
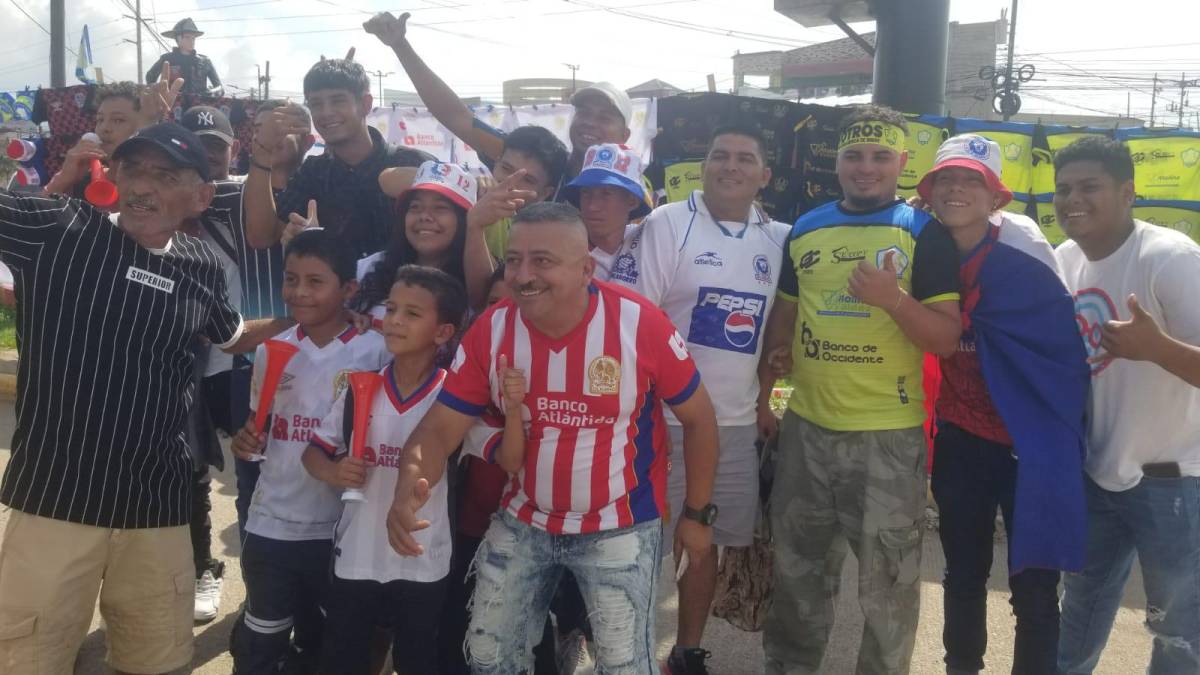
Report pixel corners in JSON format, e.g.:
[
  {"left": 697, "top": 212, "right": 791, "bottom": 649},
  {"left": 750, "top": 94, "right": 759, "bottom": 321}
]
[
  {"left": 666, "top": 423, "right": 761, "bottom": 548},
  {"left": 0, "top": 510, "right": 194, "bottom": 674}
]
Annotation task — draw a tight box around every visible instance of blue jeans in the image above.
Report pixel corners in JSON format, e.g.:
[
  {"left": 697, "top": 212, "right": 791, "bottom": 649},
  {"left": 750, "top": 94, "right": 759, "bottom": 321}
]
[
  {"left": 1058, "top": 475, "right": 1200, "bottom": 674},
  {"left": 467, "top": 510, "right": 662, "bottom": 674}
]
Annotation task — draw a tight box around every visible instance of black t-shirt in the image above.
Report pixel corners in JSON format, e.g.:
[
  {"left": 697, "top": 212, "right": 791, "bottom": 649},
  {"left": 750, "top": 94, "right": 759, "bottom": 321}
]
[
  {"left": 275, "top": 126, "right": 434, "bottom": 259},
  {"left": 146, "top": 48, "right": 222, "bottom": 97},
  {"left": 0, "top": 191, "right": 243, "bottom": 528}
]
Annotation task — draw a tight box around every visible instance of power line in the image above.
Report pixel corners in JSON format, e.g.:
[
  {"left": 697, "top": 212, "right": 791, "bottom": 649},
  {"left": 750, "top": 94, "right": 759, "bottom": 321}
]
[
  {"left": 561, "top": 0, "right": 820, "bottom": 48},
  {"left": 6, "top": 0, "right": 49, "bottom": 35}
]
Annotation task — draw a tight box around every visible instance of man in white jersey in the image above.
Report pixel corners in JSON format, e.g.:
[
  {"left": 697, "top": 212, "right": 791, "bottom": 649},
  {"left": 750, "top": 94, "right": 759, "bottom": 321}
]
[
  {"left": 1053, "top": 137, "right": 1200, "bottom": 674},
  {"left": 618, "top": 124, "right": 787, "bottom": 674},
  {"left": 559, "top": 143, "right": 651, "bottom": 282}
]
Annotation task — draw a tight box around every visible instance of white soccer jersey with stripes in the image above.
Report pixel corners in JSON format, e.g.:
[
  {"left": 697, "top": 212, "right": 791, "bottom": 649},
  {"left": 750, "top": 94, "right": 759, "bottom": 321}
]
[
  {"left": 312, "top": 365, "right": 451, "bottom": 583},
  {"left": 0, "top": 191, "right": 243, "bottom": 528},
  {"left": 441, "top": 280, "right": 701, "bottom": 535},
  {"left": 247, "top": 325, "right": 389, "bottom": 541}
]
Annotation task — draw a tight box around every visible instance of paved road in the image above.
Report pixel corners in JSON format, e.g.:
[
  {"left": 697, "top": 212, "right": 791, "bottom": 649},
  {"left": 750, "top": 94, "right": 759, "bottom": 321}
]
[{"left": 0, "top": 401, "right": 1154, "bottom": 674}]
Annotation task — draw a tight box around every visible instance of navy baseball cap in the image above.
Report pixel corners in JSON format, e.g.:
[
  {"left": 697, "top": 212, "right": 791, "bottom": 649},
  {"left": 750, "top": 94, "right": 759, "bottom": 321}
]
[
  {"left": 181, "top": 105, "right": 235, "bottom": 146},
  {"left": 111, "top": 122, "right": 212, "bottom": 182}
]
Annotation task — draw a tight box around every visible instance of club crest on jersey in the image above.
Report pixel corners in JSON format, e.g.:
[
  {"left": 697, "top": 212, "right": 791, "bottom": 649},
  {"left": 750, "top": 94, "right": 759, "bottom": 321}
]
[
  {"left": 333, "top": 369, "right": 353, "bottom": 400},
  {"left": 876, "top": 246, "right": 910, "bottom": 278},
  {"left": 687, "top": 287, "right": 767, "bottom": 355},
  {"left": 609, "top": 252, "right": 639, "bottom": 284},
  {"left": 753, "top": 254, "right": 772, "bottom": 284},
  {"left": 587, "top": 355, "right": 621, "bottom": 395}
]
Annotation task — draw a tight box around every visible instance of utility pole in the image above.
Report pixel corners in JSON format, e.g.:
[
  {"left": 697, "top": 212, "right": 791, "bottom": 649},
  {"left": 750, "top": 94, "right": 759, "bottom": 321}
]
[
  {"left": 121, "top": 0, "right": 144, "bottom": 82},
  {"left": 564, "top": 64, "right": 580, "bottom": 95},
  {"left": 366, "top": 69, "right": 393, "bottom": 104},
  {"left": 263, "top": 61, "right": 271, "bottom": 99},
  {"left": 50, "top": 0, "right": 65, "bottom": 87},
  {"left": 1002, "top": 0, "right": 1017, "bottom": 120},
  {"left": 976, "top": 0, "right": 1031, "bottom": 120},
  {"left": 1181, "top": 73, "right": 1187, "bottom": 128},
  {"left": 1151, "top": 73, "right": 1158, "bottom": 127},
  {"left": 255, "top": 65, "right": 262, "bottom": 99}
]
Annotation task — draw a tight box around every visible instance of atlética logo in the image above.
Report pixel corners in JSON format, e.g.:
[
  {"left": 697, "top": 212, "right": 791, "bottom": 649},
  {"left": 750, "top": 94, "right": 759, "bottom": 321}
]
[{"left": 694, "top": 251, "right": 724, "bottom": 267}]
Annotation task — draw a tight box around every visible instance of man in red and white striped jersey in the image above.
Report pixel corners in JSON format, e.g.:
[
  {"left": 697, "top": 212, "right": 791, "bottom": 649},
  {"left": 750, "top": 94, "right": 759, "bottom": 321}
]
[{"left": 386, "top": 201, "right": 719, "bottom": 672}]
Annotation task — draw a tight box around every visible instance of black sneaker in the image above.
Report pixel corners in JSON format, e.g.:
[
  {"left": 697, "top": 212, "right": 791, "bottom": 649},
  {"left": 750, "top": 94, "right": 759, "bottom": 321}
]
[{"left": 662, "top": 647, "right": 712, "bottom": 675}]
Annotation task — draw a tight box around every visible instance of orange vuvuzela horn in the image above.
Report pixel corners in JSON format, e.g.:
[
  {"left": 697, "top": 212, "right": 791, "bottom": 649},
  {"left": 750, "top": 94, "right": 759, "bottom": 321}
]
[
  {"left": 250, "top": 339, "right": 301, "bottom": 461},
  {"left": 343, "top": 371, "right": 384, "bottom": 503},
  {"left": 83, "top": 159, "right": 119, "bottom": 209}
]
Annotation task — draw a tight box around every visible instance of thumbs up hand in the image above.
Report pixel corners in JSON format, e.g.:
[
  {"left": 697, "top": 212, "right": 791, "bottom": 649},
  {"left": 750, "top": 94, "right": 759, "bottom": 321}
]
[
  {"left": 848, "top": 249, "right": 905, "bottom": 312},
  {"left": 1098, "top": 294, "right": 1170, "bottom": 363}
]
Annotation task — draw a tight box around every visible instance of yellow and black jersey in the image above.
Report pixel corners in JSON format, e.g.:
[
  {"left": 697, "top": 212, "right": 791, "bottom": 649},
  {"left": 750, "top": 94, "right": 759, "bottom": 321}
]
[{"left": 778, "top": 199, "right": 959, "bottom": 431}]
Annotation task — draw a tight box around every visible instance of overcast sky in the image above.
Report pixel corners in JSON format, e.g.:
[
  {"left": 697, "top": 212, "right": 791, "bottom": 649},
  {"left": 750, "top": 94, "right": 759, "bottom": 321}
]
[{"left": 1, "top": 0, "right": 1197, "bottom": 124}]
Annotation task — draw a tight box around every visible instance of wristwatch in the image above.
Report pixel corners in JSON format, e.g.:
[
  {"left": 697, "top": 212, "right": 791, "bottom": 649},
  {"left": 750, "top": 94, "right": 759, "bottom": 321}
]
[{"left": 683, "top": 503, "right": 719, "bottom": 527}]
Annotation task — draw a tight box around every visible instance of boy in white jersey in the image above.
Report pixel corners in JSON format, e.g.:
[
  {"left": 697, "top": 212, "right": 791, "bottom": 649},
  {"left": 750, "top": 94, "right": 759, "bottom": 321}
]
[
  {"left": 619, "top": 125, "right": 787, "bottom": 674},
  {"left": 301, "top": 265, "right": 466, "bottom": 674},
  {"left": 229, "top": 229, "right": 389, "bottom": 674}
]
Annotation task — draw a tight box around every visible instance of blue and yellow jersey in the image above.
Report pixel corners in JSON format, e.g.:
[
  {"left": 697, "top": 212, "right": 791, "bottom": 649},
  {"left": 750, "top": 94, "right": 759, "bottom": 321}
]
[{"left": 777, "top": 199, "right": 960, "bottom": 431}]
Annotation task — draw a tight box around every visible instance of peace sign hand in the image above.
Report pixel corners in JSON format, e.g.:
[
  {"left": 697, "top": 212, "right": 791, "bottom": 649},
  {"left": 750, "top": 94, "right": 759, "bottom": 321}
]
[
  {"left": 467, "top": 169, "right": 538, "bottom": 231},
  {"left": 139, "top": 62, "right": 185, "bottom": 128}
]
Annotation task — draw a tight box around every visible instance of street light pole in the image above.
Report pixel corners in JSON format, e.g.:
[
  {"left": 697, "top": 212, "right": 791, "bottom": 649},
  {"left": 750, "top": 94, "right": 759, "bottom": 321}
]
[
  {"left": 367, "top": 69, "right": 393, "bottom": 105},
  {"left": 564, "top": 63, "right": 580, "bottom": 95}
]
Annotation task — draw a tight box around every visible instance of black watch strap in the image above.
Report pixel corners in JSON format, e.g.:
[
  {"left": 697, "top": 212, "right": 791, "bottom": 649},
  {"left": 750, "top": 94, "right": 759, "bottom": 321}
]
[{"left": 683, "top": 503, "right": 718, "bottom": 526}]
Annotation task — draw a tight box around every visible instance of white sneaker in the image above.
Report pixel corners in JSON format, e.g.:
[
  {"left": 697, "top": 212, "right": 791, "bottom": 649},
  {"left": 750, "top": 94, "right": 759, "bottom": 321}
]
[{"left": 193, "top": 562, "right": 224, "bottom": 623}]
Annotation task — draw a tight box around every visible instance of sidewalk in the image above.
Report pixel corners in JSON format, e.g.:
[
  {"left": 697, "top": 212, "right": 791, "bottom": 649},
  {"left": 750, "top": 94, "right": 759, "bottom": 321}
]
[
  {"left": 0, "top": 349, "right": 14, "bottom": 401},
  {"left": 0, "top": 400, "right": 1156, "bottom": 674}
]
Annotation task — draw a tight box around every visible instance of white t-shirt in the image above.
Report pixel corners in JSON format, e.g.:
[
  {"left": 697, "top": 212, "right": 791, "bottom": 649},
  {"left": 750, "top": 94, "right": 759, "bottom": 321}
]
[
  {"left": 615, "top": 190, "right": 789, "bottom": 426},
  {"left": 312, "top": 366, "right": 452, "bottom": 583},
  {"left": 247, "top": 325, "right": 390, "bottom": 540},
  {"left": 1056, "top": 220, "right": 1200, "bottom": 491}
]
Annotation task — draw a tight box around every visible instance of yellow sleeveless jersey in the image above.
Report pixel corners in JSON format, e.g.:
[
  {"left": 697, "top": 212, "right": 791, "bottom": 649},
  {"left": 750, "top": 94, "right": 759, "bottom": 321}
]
[{"left": 777, "top": 199, "right": 960, "bottom": 431}]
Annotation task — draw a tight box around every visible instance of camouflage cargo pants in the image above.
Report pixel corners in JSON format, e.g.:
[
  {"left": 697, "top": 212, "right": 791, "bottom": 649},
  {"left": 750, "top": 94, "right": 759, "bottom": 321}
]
[{"left": 763, "top": 412, "right": 926, "bottom": 675}]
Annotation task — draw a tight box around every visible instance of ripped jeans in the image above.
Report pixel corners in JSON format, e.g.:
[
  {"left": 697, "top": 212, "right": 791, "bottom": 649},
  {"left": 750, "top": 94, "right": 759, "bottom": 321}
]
[
  {"left": 467, "top": 510, "right": 662, "bottom": 674},
  {"left": 1059, "top": 474, "right": 1200, "bottom": 675}
]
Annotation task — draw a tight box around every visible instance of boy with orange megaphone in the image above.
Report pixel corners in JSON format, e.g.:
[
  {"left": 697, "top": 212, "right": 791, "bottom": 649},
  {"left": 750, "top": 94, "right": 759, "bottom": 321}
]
[
  {"left": 301, "top": 265, "right": 466, "bottom": 675},
  {"left": 229, "top": 229, "right": 388, "bottom": 673}
]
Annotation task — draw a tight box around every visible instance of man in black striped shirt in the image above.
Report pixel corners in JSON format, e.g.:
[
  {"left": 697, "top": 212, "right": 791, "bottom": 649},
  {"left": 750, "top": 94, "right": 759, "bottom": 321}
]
[{"left": 0, "top": 122, "right": 284, "bottom": 674}]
